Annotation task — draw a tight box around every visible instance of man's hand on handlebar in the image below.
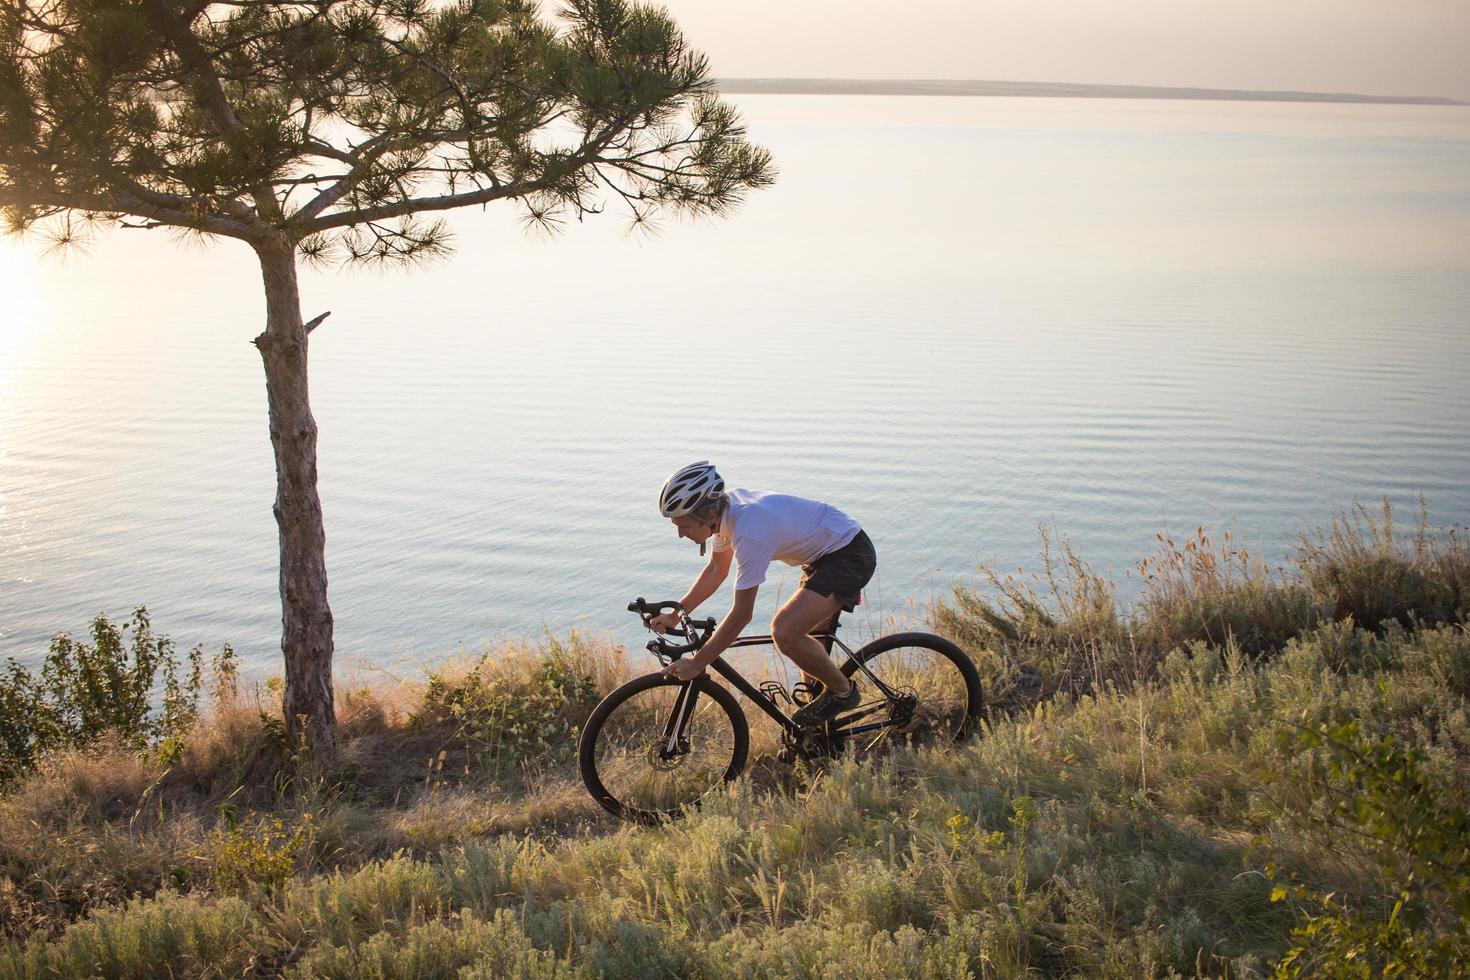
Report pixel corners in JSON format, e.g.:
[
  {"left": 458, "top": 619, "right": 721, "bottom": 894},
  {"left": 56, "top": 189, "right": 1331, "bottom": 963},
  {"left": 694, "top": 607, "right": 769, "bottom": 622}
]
[{"left": 649, "top": 612, "right": 681, "bottom": 634}]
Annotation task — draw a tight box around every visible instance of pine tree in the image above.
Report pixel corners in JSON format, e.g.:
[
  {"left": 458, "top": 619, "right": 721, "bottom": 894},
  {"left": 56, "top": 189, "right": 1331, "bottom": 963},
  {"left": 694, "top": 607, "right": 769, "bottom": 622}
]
[{"left": 0, "top": 0, "right": 774, "bottom": 755}]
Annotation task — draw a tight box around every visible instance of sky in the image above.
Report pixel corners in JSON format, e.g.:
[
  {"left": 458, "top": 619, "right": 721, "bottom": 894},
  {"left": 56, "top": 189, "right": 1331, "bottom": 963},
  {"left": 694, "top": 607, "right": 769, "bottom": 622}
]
[{"left": 665, "top": 0, "right": 1470, "bottom": 102}]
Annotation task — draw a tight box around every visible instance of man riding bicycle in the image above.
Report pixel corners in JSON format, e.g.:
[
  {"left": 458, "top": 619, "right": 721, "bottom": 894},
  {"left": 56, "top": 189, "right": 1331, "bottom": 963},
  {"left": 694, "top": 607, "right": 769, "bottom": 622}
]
[{"left": 649, "top": 460, "right": 877, "bottom": 727}]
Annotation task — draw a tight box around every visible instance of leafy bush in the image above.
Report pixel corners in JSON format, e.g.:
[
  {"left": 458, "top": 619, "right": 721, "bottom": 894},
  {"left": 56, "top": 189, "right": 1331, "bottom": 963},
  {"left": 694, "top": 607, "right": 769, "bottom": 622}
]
[
  {"left": 204, "top": 813, "right": 313, "bottom": 893},
  {"left": 415, "top": 640, "right": 602, "bottom": 774},
  {"left": 0, "top": 609, "right": 236, "bottom": 785},
  {"left": 1270, "top": 719, "right": 1470, "bottom": 977}
]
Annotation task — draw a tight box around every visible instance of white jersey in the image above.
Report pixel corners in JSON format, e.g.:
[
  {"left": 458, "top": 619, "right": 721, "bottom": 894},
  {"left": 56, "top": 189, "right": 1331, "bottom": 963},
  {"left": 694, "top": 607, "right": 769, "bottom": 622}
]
[{"left": 711, "top": 488, "right": 862, "bottom": 591}]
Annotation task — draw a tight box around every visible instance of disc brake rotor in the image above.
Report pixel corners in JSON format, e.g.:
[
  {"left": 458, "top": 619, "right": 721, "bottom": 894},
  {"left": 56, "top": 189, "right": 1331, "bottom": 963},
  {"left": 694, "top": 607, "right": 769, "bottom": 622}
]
[{"left": 645, "top": 738, "right": 688, "bottom": 771}]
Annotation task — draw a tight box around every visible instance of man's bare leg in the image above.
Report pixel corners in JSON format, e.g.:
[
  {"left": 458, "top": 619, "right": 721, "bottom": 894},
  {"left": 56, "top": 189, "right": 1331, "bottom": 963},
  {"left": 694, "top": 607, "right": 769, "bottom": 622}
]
[
  {"left": 772, "top": 590, "right": 850, "bottom": 694},
  {"left": 800, "top": 610, "right": 841, "bottom": 690}
]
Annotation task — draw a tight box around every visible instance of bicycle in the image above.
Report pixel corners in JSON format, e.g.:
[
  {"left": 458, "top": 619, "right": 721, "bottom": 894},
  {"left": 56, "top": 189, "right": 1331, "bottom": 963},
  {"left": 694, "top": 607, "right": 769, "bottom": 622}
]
[{"left": 578, "top": 597, "right": 984, "bottom": 824}]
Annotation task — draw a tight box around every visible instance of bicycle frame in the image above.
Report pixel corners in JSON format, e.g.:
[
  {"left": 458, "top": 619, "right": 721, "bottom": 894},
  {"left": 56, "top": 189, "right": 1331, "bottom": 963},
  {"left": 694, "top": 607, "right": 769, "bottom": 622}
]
[{"left": 657, "top": 622, "right": 909, "bottom": 757}]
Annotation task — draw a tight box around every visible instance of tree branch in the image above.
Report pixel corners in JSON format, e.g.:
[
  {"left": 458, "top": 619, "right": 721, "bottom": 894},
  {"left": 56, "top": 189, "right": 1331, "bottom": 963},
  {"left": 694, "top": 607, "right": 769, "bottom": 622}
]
[
  {"left": 1, "top": 186, "right": 256, "bottom": 240},
  {"left": 149, "top": 2, "right": 242, "bottom": 138},
  {"left": 300, "top": 181, "right": 531, "bottom": 233},
  {"left": 298, "top": 106, "right": 642, "bottom": 234},
  {"left": 300, "top": 139, "right": 360, "bottom": 166}
]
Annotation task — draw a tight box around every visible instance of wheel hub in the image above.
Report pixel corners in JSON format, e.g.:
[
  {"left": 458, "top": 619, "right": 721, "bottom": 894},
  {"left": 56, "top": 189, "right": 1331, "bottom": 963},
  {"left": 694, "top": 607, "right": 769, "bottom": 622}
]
[{"left": 646, "top": 737, "right": 689, "bottom": 771}]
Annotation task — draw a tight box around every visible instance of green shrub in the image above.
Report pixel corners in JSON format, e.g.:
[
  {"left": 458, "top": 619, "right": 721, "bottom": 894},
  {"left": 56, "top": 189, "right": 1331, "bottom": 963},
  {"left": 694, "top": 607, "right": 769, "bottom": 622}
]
[
  {"left": 415, "top": 642, "right": 601, "bottom": 773},
  {"left": 204, "top": 813, "right": 313, "bottom": 893},
  {"left": 291, "top": 907, "right": 586, "bottom": 979},
  {"left": 0, "top": 609, "right": 235, "bottom": 786},
  {"left": 1269, "top": 719, "right": 1470, "bottom": 977},
  {"left": 5, "top": 890, "right": 261, "bottom": 978}
]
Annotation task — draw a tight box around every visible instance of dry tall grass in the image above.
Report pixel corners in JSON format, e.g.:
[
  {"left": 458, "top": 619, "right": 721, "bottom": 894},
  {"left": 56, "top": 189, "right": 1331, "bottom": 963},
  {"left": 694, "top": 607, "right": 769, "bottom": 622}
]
[{"left": 936, "top": 499, "right": 1468, "bottom": 715}]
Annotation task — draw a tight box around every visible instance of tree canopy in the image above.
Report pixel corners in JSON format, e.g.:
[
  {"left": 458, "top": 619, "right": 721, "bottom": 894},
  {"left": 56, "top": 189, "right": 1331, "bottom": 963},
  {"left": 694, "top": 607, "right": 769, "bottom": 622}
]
[{"left": 0, "top": 0, "right": 775, "bottom": 256}]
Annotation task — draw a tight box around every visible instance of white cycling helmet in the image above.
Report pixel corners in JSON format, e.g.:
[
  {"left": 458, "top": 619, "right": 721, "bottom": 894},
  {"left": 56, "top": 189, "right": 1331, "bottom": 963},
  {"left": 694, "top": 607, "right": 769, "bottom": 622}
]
[{"left": 658, "top": 460, "right": 724, "bottom": 518}]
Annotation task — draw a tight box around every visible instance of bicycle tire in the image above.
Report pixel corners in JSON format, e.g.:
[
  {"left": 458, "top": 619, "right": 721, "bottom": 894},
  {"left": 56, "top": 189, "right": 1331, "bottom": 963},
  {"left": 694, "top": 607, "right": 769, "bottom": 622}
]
[
  {"left": 839, "top": 631, "right": 984, "bottom": 754},
  {"left": 579, "top": 672, "right": 749, "bottom": 824}
]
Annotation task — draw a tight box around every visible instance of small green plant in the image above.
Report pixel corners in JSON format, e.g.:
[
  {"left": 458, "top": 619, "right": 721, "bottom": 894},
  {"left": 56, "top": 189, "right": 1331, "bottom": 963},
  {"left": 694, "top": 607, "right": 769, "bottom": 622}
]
[
  {"left": 416, "top": 644, "right": 601, "bottom": 774},
  {"left": 1269, "top": 719, "right": 1470, "bottom": 977},
  {"left": 0, "top": 609, "right": 236, "bottom": 785},
  {"left": 203, "top": 812, "right": 313, "bottom": 893},
  {"left": 944, "top": 812, "right": 1005, "bottom": 853}
]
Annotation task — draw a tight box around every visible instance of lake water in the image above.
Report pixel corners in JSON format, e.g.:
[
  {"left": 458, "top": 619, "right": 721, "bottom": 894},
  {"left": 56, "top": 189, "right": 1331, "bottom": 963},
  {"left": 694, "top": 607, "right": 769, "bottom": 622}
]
[{"left": 2, "top": 96, "right": 1469, "bottom": 677}]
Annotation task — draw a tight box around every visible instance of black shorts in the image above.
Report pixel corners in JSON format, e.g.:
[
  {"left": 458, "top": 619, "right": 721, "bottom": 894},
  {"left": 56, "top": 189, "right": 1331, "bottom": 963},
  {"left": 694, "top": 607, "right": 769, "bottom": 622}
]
[{"left": 798, "top": 530, "right": 876, "bottom": 612}]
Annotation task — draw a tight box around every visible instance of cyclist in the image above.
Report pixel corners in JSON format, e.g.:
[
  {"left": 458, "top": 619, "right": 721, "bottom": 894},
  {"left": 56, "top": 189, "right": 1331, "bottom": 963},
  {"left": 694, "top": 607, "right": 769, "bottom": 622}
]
[{"left": 649, "top": 460, "right": 877, "bottom": 726}]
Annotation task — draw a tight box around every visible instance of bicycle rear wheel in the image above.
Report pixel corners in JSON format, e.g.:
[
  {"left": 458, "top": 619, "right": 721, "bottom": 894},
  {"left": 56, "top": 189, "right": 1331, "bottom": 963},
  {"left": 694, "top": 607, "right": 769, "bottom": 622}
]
[
  {"left": 839, "top": 632, "right": 983, "bottom": 757},
  {"left": 579, "top": 673, "right": 749, "bottom": 824}
]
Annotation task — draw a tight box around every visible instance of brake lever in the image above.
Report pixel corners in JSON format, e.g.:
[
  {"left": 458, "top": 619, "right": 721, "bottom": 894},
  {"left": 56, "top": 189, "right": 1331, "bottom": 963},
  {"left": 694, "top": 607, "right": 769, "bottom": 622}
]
[
  {"left": 629, "top": 598, "right": 717, "bottom": 660},
  {"left": 629, "top": 597, "right": 689, "bottom": 634}
]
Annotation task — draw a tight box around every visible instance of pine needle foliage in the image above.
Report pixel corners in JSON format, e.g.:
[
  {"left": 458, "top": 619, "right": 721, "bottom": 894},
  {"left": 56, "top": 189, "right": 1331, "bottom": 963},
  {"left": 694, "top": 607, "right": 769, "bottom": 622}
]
[{"left": 0, "top": 0, "right": 776, "bottom": 258}]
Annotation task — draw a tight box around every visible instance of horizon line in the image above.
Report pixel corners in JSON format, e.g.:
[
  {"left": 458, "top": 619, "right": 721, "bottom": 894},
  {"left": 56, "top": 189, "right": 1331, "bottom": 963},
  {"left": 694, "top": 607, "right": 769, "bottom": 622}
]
[{"left": 714, "top": 77, "right": 1466, "bottom": 106}]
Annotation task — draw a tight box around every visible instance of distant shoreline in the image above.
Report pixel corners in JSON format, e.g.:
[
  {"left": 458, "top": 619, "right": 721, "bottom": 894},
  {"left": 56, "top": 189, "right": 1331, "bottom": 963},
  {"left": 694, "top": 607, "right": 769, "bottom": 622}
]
[{"left": 716, "top": 78, "right": 1466, "bottom": 106}]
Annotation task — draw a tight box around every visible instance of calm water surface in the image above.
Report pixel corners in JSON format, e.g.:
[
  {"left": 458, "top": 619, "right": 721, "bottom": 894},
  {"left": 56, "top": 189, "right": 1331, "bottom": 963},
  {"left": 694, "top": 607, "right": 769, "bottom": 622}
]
[{"left": 2, "top": 96, "right": 1468, "bottom": 674}]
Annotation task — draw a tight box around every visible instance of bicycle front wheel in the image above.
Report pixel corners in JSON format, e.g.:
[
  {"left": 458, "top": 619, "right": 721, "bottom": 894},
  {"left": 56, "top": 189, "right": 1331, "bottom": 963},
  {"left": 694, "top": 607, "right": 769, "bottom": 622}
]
[
  {"left": 840, "top": 632, "right": 983, "bottom": 757},
  {"left": 578, "top": 673, "right": 749, "bottom": 824}
]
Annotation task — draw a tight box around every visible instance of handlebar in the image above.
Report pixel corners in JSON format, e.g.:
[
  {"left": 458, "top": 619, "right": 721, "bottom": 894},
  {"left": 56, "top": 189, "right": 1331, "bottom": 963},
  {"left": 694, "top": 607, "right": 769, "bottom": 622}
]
[{"left": 629, "top": 597, "right": 716, "bottom": 661}]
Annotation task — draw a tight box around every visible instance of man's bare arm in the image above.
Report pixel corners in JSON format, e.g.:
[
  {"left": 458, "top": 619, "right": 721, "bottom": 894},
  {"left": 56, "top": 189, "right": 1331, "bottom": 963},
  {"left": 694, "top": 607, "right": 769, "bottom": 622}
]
[
  {"left": 679, "top": 547, "right": 733, "bottom": 613},
  {"left": 664, "top": 585, "right": 757, "bottom": 678}
]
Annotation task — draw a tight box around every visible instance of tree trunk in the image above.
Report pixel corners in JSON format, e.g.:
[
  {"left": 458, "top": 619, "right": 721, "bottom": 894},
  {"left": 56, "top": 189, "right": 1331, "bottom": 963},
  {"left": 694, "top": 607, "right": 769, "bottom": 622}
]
[{"left": 252, "top": 236, "right": 336, "bottom": 757}]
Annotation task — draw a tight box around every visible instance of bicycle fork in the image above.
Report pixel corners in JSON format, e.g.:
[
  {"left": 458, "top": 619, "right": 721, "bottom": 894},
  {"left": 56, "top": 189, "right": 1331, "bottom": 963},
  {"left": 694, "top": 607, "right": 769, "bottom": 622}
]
[{"left": 659, "top": 681, "right": 701, "bottom": 758}]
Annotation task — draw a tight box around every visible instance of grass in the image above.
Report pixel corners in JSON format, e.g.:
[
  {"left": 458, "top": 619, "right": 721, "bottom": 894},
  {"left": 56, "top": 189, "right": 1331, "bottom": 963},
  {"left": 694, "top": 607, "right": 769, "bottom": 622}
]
[
  {"left": 935, "top": 498, "right": 1469, "bottom": 714},
  {"left": 1, "top": 502, "right": 1466, "bottom": 977}
]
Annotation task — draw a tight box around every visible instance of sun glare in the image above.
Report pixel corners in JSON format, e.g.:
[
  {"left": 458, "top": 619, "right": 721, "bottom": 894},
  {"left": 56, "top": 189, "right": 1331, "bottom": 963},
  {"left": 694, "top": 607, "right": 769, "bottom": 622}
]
[{"left": 0, "top": 248, "right": 40, "bottom": 337}]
